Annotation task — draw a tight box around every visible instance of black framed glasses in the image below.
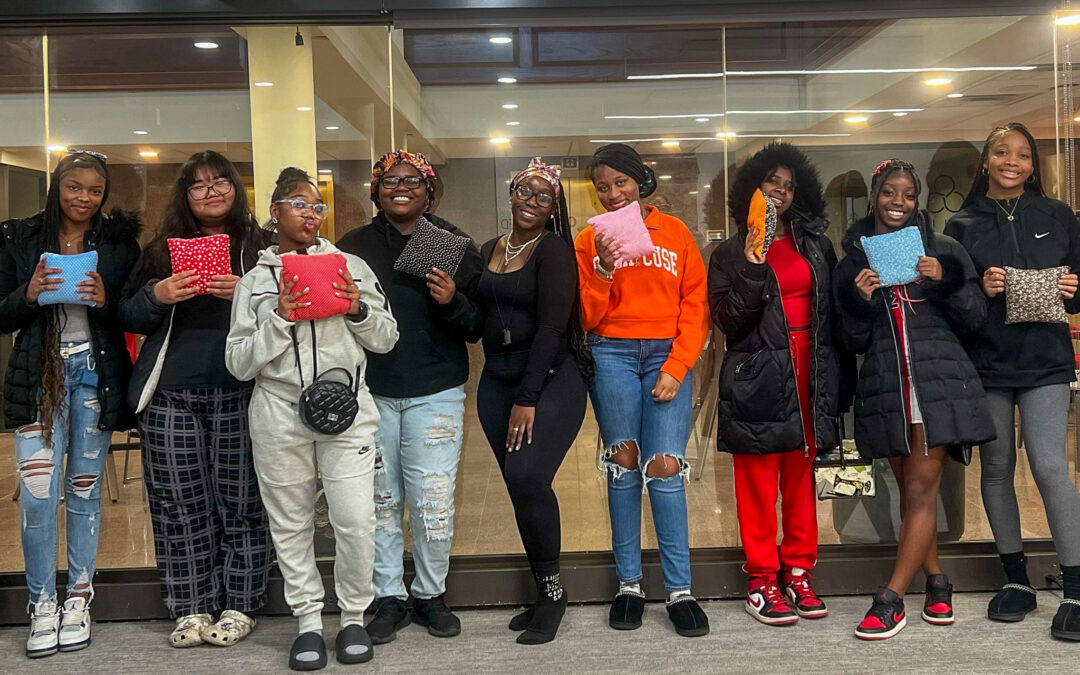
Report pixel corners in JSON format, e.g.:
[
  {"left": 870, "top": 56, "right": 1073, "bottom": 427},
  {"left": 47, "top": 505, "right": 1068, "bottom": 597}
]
[
  {"left": 66, "top": 148, "right": 108, "bottom": 163},
  {"left": 514, "top": 184, "right": 554, "bottom": 208},
  {"left": 274, "top": 199, "right": 331, "bottom": 217},
  {"left": 379, "top": 175, "right": 424, "bottom": 189},
  {"left": 187, "top": 179, "right": 235, "bottom": 200}
]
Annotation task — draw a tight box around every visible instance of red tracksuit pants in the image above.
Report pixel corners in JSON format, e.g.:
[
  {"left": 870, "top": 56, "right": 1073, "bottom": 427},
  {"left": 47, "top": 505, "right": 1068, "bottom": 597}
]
[{"left": 732, "top": 329, "right": 818, "bottom": 575}]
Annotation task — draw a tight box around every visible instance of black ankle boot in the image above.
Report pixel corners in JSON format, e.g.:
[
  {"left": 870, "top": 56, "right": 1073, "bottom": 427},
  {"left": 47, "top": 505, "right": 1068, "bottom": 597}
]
[
  {"left": 988, "top": 552, "right": 1036, "bottom": 622},
  {"left": 1053, "top": 565, "right": 1080, "bottom": 641},
  {"left": 517, "top": 571, "right": 567, "bottom": 645}
]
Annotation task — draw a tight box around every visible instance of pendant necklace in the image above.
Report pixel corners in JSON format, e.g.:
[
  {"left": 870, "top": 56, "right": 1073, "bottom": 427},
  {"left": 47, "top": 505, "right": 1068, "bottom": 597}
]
[
  {"left": 502, "top": 230, "right": 543, "bottom": 268},
  {"left": 60, "top": 232, "right": 82, "bottom": 249},
  {"left": 995, "top": 194, "right": 1022, "bottom": 222}
]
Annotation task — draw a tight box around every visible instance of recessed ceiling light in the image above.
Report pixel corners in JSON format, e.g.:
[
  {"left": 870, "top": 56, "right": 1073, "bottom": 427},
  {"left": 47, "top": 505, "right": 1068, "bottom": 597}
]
[
  {"left": 947, "top": 92, "right": 964, "bottom": 98},
  {"left": 47, "top": 144, "right": 66, "bottom": 152},
  {"left": 497, "top": 77, "right": 517, "bottom": 84},
  {"left": 661, "top": 141, "right": 680, "bottom": 148},
  {"left": 317, "top": 169, "right": 332, "bottom": 174},
  {"left": 254, "top": 81, "right": 274, "bottom": 87},
  {"left": 133, "top": 130, "right": 148, "bottom": 135},
  {"left": 924, "top": 76, "right": 953, "bottom": 86},
  {"left": 489, "top": 36, "right": 513, "bottom": 45},
  {"left": 139, "top": 151, "right": 158, "bottom": 158},
  {"left": 648, "top": 161, "right": 658, "bottom": 165},
  {"left": 501, "top": 103, "right": 519, "bottom": 109},
  {"left": 703, "top": 184, "right": 711, "bottom": 189},
  {"left": 363, "top": 182, "right": 371, "bottom": 188},
  {"left": 296, "top": 106, "right": 313, "bottom": 112},
  {"left": 695, "top": 117, "right": 710, "bottom": 123},
  {"left": 325, "top": 125, "right": 340, "bottom": 130},
  {"left": 505, "top": 179, "right": 511, "bottom": 184},
  {"left": 490, "top": 137, "right": 510, "bottom": 144},
  {"left": 688, "top": 190, "right": 699, "bottom": 195},
  {"left": 659, "top": 174, "right": 673, "bottom": 180},
  {"left": 717, "top": 131, "right": 738, "bottom": 138},
  {"left": 1074, "top": 114, "right": 1080, "bottom": 123},
  {"left": 844, "top": 115, "right": 869, "bottom": 123},
  {"left": 1056, "top": 15, "right": 1080, "bottom": 26},
  {"left": 194, "top": 41, "right": 219, "bottom": 49},
  {"left": 893, "top": 112, "right": 909, "bottom": 117},
  {"left": 506, "top": 121, "right": 521, "bottom": 126}
]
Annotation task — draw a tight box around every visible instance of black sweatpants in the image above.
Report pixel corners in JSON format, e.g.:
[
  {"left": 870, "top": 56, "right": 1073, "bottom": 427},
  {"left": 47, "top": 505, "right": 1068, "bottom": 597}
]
[{"left": 477, "top": 353, "right": 587, "bottom": 573}]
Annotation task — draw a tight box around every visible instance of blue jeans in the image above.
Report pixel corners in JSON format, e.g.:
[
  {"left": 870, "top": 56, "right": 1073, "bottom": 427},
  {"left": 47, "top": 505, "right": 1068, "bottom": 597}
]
[
  {"left": 372, "top": 385, "right": 465, "bottom": 600},
  {"left": 16, "top": 341, "right": 112, "bottom": 607},
  {"left": 588, "top": 336, "right": 693, "bottom": 592}
]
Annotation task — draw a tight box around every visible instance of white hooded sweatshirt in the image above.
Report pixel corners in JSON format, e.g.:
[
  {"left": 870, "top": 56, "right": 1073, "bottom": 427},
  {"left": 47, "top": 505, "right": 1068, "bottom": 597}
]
[{"left": 225, "top": 238, "right": 398, "bottom": 446}]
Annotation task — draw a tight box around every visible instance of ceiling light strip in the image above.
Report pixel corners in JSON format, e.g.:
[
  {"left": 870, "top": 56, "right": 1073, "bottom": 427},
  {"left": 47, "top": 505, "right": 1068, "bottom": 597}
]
[
  {"left": 605, "top": 108, "right": 923, "bottom": 120},
  {"left": 588, "top": 133, "right": 852, "bottom": 142},
  {"left": 627, "top": 65, "right": 1037, "bottom": 80}
]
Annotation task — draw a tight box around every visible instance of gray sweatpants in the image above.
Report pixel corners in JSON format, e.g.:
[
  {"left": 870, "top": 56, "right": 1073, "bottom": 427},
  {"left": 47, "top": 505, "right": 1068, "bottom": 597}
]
[
  {"left": 248, "top": 386, "right": 376, "bottom": 633},
  {"left": 981, "top": 384, "right": 1080, "bottom": 566}
]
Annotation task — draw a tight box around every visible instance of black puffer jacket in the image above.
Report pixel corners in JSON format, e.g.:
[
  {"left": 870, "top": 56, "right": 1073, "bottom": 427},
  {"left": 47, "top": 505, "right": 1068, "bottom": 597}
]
[
  {"left": 0, "top": 209, "right": 141, "bottom": 430},
  {"left": 834, "top": 212, "right": 995, "bottom": 461},
  {"left": 709, "top": 210, "right": 845, "bottom": 455},
  {"left": 945, "top": 194, "right": 1080, "bottom": 389}
]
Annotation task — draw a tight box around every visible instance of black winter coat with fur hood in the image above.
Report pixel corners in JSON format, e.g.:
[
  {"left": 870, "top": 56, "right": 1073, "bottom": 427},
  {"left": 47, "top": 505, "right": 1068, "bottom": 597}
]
[
  {"left": 0, "top": 209, "right": 142, "bottom": 430},
  {"left": 833, "top": 212, "right": 994, "bottom": 462}
]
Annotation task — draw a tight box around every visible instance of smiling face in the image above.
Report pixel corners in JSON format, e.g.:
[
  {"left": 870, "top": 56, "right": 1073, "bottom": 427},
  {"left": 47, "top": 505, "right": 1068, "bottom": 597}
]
[
  {"left": 760, "top": 165, "right": 795, "bottom": 217},
  {"left": 511, "top": 176, "right": 556, "bottom": 233},
  {"left": 984, "top": 130, "right": 1034, "bottom": 198},
  {"left": 186, "top": 167, "right": 236, "bottom": 226},
  {"left": 57, "top": 167, "right": 106, "bottom": 228},
  {"left": 592, "top": 164, "right": 641, "bottom": 213},
  {"left": 271, "top": 181, "right": 324, "bottom": 252},
  {"left": 377, "top": 163, "right": 428, "bottom": 224},
  {"left": 874, "top": 171, "right": 918, "bottom": 231}
]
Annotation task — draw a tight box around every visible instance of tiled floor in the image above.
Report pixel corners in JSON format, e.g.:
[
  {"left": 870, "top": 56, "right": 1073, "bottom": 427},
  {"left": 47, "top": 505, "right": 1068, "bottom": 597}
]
[{"left": 0, "top": 351, "right": 1071, "bottom": 573}]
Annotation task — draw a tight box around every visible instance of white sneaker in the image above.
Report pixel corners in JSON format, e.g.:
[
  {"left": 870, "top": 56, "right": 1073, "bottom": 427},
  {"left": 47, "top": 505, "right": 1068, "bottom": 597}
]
[
  {"left": 170, "top": 613, "right": 213, "bottom": 648},
  {"left": 26, "top": 601, "right": 61, "bottom": 658},
  {"left": 201, "top": 609, "right": 256, "bottom": 646},
  {"left": 59, "top": 596, "right": 92, "bottom": 652}
]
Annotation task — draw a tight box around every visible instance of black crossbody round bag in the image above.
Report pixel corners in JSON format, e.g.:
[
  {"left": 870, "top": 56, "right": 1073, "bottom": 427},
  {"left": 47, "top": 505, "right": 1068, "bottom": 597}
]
[{"left": 291, "top": 318, "right": 360, "bottom": 435}]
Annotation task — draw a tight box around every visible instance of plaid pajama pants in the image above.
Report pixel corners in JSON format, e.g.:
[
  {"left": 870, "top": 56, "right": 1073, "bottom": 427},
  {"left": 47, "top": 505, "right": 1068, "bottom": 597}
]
[{"left": 139, "top": 387, "right": 272, "bottom": 618}]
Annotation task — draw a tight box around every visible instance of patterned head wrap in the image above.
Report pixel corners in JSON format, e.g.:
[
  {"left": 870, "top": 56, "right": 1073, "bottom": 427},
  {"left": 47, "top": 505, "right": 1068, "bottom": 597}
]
[
  {"left": 511, "top": 157, "right": 562, "bottom": 198},
  {"left": 370, "top": 150, "right": 437, "bottom": 205}
]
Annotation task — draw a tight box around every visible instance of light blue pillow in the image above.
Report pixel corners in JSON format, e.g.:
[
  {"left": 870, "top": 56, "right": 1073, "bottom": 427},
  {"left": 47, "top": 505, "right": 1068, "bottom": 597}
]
[
  {"left": 36, "top": 251, "right": 99, "bottom": 306},
  {"left": 860, "top": 226, "right": 925, "bottom": 287}
]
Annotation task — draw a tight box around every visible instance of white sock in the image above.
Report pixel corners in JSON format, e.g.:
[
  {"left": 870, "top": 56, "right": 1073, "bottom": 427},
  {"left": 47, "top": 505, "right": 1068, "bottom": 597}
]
[
  {"left": 667, "top": 589, "right": 693, "bottom": 605},
  {"left": 790, "top": 567, "right": 808, "bottom": 577},
  {"left": 619, "top": 581, "right": 643, "bottom": 596}
]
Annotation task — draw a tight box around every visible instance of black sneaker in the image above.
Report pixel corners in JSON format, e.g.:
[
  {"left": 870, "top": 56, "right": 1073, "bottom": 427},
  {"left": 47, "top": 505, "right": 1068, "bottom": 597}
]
[
  {"left": 855, "top": 587, "right": 907, "bottom": 641},
  {"left": 334, "top": 624, "right": 373, "bottom": 664},
  {"left": 608, "top": 592, "right": 645, "bottom": 630},
  {"left": 366, "top": 597, "right": 411, "bottom": 644},
  {"left": 922, "top": 574, "right": 954, "bottom": 625},
  {"left": 412, "top": 594, "right": 461, "bottom": 638},
  {"left": 987, "top": 583, "right": 1037, "bottom": 622},
  {"left": 289, "top": 631, "right": 327, "bottom": 671},
  {"left": 666, "top": 597, "right": 710, "bottom": 637},
  {"left": 1052, "top": 599, "right": 1080, "bottom": 641}
]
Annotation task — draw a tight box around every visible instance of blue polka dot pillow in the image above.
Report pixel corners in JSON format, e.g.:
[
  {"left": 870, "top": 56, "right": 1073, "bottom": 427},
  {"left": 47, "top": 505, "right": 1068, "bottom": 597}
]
[
  {"left": 860, "top": 226, "right": 925, "bottom": 287},
  {"left": 36, "top": 251, "right": 98, "bottom": 306}
]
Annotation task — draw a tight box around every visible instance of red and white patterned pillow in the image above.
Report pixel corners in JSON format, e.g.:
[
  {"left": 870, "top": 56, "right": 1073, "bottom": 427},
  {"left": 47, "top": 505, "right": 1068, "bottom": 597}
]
[
  {"left": 168, "top": 234, "right": 232, "bottom": 295},
  {"left": 281, "top": 252, "right": 352, "bottom": 321}
]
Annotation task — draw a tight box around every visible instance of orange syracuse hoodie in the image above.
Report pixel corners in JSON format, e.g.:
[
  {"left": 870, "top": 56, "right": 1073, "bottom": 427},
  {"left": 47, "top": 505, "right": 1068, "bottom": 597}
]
[{"left": 574, "top": 205, "right": 709, "bottom": 381}]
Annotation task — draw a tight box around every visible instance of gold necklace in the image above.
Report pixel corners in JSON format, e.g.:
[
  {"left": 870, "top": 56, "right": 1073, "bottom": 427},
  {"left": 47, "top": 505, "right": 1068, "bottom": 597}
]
[
  {"left": 59, "top": 231, "right": 83, "bottom": 249},
  {"left": 994, "top": 194, "right": 1022, "bottom": 222}
]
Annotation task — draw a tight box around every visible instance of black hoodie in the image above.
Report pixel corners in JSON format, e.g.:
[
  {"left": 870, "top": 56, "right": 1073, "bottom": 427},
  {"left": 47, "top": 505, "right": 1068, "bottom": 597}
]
[
  {"left": 336, "top": 212, "right": 483, "bottom": 398},
  {"left": 945, "top": 194, "right": 1080, "bottom": 389}
]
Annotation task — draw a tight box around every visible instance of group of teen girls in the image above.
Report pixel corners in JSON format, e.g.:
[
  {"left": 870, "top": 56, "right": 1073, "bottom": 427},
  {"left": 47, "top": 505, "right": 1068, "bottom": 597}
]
[{"left": 4, "top": 120, "right": 1079, "bottom": 669}]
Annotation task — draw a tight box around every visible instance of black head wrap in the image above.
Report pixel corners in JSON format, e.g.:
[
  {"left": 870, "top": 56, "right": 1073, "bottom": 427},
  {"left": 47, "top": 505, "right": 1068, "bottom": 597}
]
[{"left": 590, "top": 143, "right": 657, "bottom": 199}]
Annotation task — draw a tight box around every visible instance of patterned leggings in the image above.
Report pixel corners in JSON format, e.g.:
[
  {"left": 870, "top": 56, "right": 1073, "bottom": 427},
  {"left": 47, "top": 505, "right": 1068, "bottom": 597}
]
[{"left": 140, "top": 387, "right": 273, "bottom": 618}]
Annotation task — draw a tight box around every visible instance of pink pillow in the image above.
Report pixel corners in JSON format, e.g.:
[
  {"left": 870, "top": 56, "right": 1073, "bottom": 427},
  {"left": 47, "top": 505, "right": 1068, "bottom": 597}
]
[
  {"left": 587, "top": 201, "right": 655, "bottom": 265},
  {"left": 281, "top": 253, "right": 352, "bottom": 321},
  {"left": 168, "top": 234, "right": 232, "bottom": 295}
]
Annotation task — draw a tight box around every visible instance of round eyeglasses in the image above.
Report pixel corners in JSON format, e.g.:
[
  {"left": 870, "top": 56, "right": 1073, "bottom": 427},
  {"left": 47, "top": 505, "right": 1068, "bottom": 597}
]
[
  {"left": 514, "top": 184, "right": 554, "bottom": 208},
  {"left": 274, "top": 199, "right": 331, "bottom": 217}
]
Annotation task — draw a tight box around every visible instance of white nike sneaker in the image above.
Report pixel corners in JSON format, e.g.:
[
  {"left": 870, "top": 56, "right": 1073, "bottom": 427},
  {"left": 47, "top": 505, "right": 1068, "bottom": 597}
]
[
  {"left": 58, "top": 596, "right": 92, "bottom": 651},
  {"left": 27, "top": 600, "right": 61, "bottom": 658}
]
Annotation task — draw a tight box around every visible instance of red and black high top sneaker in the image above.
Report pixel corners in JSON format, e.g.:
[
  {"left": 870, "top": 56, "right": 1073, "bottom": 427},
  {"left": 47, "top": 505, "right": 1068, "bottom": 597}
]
[
  {"left": 783, "top": 568, "right": 828, "bottom": 619},
  {"left": 745, "top": 574, "right": 799, "bottom": 626}
]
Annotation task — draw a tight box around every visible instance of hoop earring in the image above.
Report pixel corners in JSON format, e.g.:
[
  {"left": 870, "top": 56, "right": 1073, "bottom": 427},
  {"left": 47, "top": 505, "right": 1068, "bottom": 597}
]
[
  {"left": 981, "top": 167, "right": 988, "bottom": 176},
  {"left": 1027, "top": 173, "right": 1036, "bottom": 184}
]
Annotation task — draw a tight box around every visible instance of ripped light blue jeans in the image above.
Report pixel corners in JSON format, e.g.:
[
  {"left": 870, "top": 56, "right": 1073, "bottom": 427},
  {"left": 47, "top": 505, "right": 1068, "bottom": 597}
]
[
  {"left": 588, "top": 335, "right": 693, "bottom": 592},
  {"left": 16, "top": 341, "right": 112, "bottom": 607},
  {"left": 372, "top": 385, "right": 465, "bottom": 600}
]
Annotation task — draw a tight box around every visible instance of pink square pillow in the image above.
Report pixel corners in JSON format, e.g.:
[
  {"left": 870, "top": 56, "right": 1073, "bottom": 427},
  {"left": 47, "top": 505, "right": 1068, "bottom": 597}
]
[
  {"left": 587, "top": 201, "right": 655, "bottom": 265},
  {"left": 281, "top": 253, "right": 352, "bottom": 321},
  {"left": 168, "top": 234, "right": 232, "bottom": 295}
]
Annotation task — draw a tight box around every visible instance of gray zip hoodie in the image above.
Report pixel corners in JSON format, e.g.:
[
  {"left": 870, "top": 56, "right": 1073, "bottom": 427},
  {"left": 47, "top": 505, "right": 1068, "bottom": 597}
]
[{"left": 225, "top": 238, "right": 398, "bottom": 446}]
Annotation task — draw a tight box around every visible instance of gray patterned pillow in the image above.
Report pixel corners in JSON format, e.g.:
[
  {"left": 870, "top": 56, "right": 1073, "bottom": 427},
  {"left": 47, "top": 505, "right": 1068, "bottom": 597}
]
[
  {"left": 1004, "top": 266, "right": 1070, "bottom": 324},
  {"left": 393, "top": 215, "right": 471, "bottom": 279}
]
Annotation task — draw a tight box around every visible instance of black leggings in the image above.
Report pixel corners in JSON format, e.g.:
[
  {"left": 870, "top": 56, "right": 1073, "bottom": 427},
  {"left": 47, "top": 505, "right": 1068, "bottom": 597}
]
[{"left": 478, "top": 352, "right": 587, "bottom": 573}]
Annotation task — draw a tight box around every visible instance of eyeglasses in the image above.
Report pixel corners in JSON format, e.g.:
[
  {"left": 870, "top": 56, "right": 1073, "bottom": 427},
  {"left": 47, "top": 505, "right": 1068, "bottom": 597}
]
[
  {"left": 379, "top": 175, "right": 424, "bottom": 189},
  {"left": 274, "top": 199, "right": 331, "bottom": 217},
  {"left": 514, "top": 184, "right": 554, "bottom": 208},
  {"left": 66, "top": 148, "right": 108, "bottom": 162},
  {"left": 187, "top": 179, "right": 235, "bottom": 200}
]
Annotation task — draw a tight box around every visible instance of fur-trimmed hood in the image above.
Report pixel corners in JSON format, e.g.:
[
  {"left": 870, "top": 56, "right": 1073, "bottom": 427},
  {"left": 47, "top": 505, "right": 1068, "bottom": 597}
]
[{"left": 728, "top": 142, "right": 828, "bottom": 230}]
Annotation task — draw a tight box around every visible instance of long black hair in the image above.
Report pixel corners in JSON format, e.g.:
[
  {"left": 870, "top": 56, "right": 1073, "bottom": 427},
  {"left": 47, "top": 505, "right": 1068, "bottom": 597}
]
[
  {"left": 728, "top": 142, "right": 826, "bottom": 230},
  {"left": 868, "top": 158, "right": 922, "bottom": 219},
  {"left": 39, "top": 152, "right": 110, "bottom": 446},
  {"left": 142, "top": 150, "right": 265, "bottom": 277},
  {"left": 962, "top": 122, "right": 1046, "bottom": 207}
]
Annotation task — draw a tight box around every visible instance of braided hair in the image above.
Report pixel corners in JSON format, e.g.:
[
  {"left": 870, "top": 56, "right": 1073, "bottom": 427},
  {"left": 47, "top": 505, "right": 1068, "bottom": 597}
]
[
  {"left": 962, "top": 122, "right": 1046, "bottom": 207},
  {"left": 869, "top": 159, "right": 921, "bottom": 218}
]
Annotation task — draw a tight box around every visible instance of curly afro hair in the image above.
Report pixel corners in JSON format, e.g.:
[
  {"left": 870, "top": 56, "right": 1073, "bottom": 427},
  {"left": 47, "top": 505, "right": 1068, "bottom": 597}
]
[{"left": 727, "top": 142, "right": 826, "bottom": 230}]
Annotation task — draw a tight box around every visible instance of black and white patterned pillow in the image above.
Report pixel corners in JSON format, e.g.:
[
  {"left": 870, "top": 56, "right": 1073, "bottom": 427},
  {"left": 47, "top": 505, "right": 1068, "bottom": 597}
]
[
  {"left": 1004, "top": 266, "right": 1070, "bottom": 324},
  {"left": 393, "top": 216, "right": 471, "bottom": 279}
]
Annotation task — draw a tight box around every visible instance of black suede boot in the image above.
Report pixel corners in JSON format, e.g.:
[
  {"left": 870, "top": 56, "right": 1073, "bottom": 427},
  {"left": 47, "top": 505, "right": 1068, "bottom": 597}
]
[
  {"left": 517, "top": 570, "right": 567, "bottom": 645},
  {"left": 988, "top": 552, "right": 1037, "bottom": 622},
  {"left": 1052, "top": 565, "right": 1080, "bottom": 641}
]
